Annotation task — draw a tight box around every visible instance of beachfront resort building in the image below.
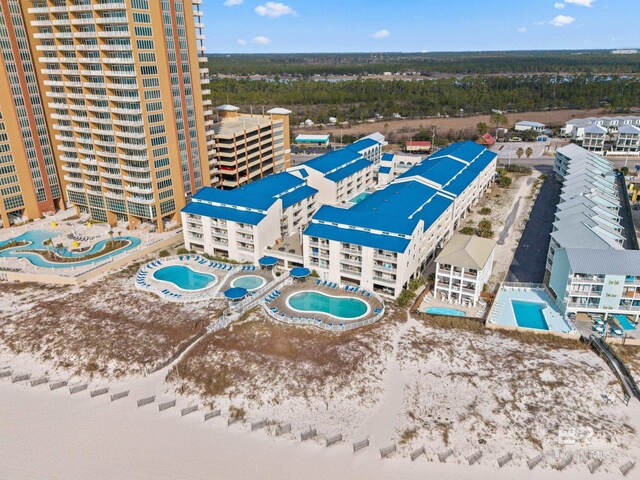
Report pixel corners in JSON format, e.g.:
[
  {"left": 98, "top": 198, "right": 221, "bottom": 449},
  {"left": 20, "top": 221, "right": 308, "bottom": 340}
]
[
  {"left": 434, "top": 234, "right": 496, "bottom": 306},
  {"left": 21, "top": 0, "right": 213, "bottom": 231},
  {"left": 181, "top": 137, "right": 384, "bottom": 264},
  {"left": 211, "top": 105, "right": 291, "bottom": 189},
  {"left": 0, "top": 1, "right": 64, "bottom": 228},
  {"left": 180, "top": 139, "right": 497, "bottom": 298},
  {"left": 182, "top": 172, "right": 318, "bottom": 264},
  {"left": 547, "top": 144, "right": 640, "bottom": 323},
  {"left": 302, "top": 142, "right": 497, "bottom": 297}
]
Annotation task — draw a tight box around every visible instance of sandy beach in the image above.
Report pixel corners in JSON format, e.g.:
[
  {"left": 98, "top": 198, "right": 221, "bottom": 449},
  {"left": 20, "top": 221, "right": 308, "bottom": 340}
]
[
  {"left": 1, "top": 311, "right": 638, "bottom": 480},
  {"left": 0, "top": 378, "right": 632, "bottom": 480}
]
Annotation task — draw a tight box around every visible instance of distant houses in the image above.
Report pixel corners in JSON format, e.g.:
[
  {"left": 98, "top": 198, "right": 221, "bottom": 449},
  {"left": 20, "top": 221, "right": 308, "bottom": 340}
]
[
  {"left": 562, "top": 115, "right": 640, "bottom": 156},
  {"left": 404, "top": 140, "right": 432, "bottom": 153},
  {"left": 514, "top": 121, "right": 546, "bottom": 133}
]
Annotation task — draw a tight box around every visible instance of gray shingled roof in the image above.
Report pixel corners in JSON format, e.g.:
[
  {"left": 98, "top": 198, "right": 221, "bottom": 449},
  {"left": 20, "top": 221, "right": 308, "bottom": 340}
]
[{"left": 564, "top": 248, "right": 640, "bottom": 276}]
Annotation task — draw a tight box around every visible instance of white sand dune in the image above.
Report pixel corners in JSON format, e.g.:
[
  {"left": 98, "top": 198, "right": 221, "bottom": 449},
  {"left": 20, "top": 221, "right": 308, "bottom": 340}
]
[{"left": 1, "top": 380, "right": 626, "bottom": 480}]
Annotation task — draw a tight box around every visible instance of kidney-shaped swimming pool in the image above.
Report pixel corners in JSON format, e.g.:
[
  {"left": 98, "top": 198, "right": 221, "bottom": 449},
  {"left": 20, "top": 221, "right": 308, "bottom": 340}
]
[
  {"left": 152, "top": 265, "right": 216, "bottom": 291},
  {"left": 286, "top": 290, "right": 369, "bottom": 320}
]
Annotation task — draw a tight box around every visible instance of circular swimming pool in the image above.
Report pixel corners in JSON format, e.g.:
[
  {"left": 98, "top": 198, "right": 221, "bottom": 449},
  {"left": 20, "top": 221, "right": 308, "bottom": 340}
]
[
  {"left": 152, "top": 265, "right": 216, "bottom": 291},
  {"left": 286, "top": 290, "right": 369, "bottom": 320},
  {"left": 231, "top": 275, "right": 266, "bottom": 291}
]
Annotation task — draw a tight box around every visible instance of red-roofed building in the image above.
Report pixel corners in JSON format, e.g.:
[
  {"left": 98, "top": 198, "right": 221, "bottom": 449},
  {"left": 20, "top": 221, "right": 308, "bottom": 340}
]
[
  {"left": 405, "top": 140, "right": 432, "bottom": 153},
  {"left": 477, "top": 133, "right": 496, "bottom": 147}
]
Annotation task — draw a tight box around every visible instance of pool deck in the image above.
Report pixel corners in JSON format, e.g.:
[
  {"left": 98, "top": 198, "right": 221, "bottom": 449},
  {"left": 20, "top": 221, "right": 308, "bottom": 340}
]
[
  {"left": 263, "top": 277, "right": 384, "bottom": 329},
  {"left": 418, "top": 291, "right": 487, "bottom": 319},
  {"left": 573, "top": 312, "right": 640, "bottom": 342},
  {"left": 217, "top": 268, "right": 275, "bottom": 294},
  {"left": 487, "top": 285, "right": 575, "bottom": 334},
  {"left": 136, "top": 256, "right": 240, "bottom": 303},
  {"left": 0, "top": 210, "right": 179, "bottom": 282}
]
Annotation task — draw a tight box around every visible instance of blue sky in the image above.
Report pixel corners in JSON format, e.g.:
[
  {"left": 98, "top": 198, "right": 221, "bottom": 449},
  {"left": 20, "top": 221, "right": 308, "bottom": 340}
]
[{"left": 201, "top": 0, "right": 639, "bottom": 53}]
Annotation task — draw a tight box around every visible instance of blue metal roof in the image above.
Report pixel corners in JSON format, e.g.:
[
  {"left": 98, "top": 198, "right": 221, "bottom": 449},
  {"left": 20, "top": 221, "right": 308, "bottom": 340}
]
[
  {"left": 304, "top": 223, "right": 410, "bottom": 254},
  {"left": 324, "top": 158, "right": 372, "bottom": 183},
  {"left": 442, "top": 168, "right": 479, "bottom": 196},
  {"left": 411, "top": 193, "right": 454, "bottom": 227},
  {"left": 313, "top": 205, "right": 416, "bottom": 235},
  {"left": 346, "top": 138, "right": 380, "bottom": 151},
  {"left": 280, "top": 184, "right": 317, "bottom": 209},
  {"left": 182, "top": 202, "right": 265, "bottom": 225},
  {"left": 298, "top": 168, "right": 309, "bottom": 178},
  {"left": 381, "top": 153, "right": 394, "bottom": 162},
  {"left": 304, "top": 149, "right": 362, "bottom": 174},
  {"left": 302, "top": 141, "right": 493, "bottom": 252},
  {"left": 191, "top": 172, "right": 305, "bottom": 211},
  {"left": 379, "top": 166, "right": 391, "bottom": 174},
  {"left": 397, "top": 141, "right": 496, "bottom": 191}
]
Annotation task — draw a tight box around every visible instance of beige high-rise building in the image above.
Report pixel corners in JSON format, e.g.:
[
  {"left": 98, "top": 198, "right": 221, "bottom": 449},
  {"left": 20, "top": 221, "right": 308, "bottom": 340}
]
[
  {"left": 212, "top": 104, "right": 292, "bottom": 189},
  {"left": 0, "top": 0, "right": 64, "bottom": 229},
  {"left": 22, "top": 0, "right": 214, "bottom": 231}
]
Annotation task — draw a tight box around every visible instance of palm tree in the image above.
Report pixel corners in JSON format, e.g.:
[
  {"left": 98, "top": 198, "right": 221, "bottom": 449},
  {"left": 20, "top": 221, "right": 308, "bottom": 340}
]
[
  {"left": 516, "top": 147, "right": 524, "bottom": 160},
  {"left": 525, "top": 147, "right": 533, "bottom": 159},
  {"left": 107, "top": 229, "right": 114, "bottom": 247}
]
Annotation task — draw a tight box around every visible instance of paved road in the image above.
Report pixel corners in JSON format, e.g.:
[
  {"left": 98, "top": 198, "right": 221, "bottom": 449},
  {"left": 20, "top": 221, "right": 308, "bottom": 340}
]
[
  {"left": 505, "top": 167, "right": 560, "bottom": 284},
  {"left": 498, "top": 155, "right": 638, "bottom": 170}
]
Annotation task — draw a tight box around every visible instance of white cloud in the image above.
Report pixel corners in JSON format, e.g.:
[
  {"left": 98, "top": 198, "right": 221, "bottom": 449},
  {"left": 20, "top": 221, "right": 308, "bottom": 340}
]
[
  {"left": 517, "top": 27, "right": 527, "bottom": 33},
  {"left": 251, "top": 36, "right": 272, "bottom": 45},
  {"left": 550, "top": 14, "right": 576, "bottom": 27},
  {"left": 554, "top": 2, "right": 565, "bottom": 8},
  {"left": 565, "top": 0, "right": 595, "bottom": 6},
  {"left": 255, "top": 2, "right": 296, "bottom": 18},
  {"left": 236, "top": 38, "right": 248, "bottom": 46},
  {"left": 371, "top": 29, "right": 391, "bottom": 39},
  {"left": 223, "top": 0, "right": 243, "bottom": 6},
  {"left": 534, "top": 20, "right": 547, "bottom": 26}
]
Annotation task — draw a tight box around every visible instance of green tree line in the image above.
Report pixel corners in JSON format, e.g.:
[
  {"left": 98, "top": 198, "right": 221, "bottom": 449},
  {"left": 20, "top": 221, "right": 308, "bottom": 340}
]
[
  {"left": 208, "top": 51, "right": 640, "bottom": 76},
  {"left": 209, "top": 75, "right": 640, "bottom": 124}
]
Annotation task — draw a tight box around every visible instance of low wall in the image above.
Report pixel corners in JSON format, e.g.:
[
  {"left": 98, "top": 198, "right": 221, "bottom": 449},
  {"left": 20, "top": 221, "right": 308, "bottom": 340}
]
[
  {"left": 414, "top": 311, "right": 485, "bottom": 325},
  {"left": 486, "top": 321, "right": 582, "bottom": 341},
  {"left": 2, "top": 232, "right": 182, "bottom": 286},
  {"left": 603, "top": 336, "right": 640, "bottom": 347}
]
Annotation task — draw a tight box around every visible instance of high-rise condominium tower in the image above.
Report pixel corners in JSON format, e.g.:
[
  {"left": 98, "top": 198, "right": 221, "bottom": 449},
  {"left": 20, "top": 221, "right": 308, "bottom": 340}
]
[
  {"left": 21, "top": 0, "right": 214, "bottom": 231},
  {"left": 0, "top": 0, "right": 63, "bottom": 229}
]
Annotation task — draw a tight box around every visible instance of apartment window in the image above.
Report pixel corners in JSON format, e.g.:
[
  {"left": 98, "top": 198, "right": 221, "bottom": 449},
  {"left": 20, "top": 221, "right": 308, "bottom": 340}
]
[
  {"left": 131, "top": 0, "right": 150, "bottom": 9},
  {"left": 132, "top": 13, "right": 151, "bottom": 23},
  {"left": 136, "top": 40, "right": 154, "bottom": 50},
  {"left": 134, "top": 26, "right": 152, "bottom": 36}
]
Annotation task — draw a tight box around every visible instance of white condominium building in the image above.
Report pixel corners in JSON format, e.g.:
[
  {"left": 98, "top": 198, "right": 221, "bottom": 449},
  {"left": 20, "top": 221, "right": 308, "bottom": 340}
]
[
  {"left": 288, "top": 146, "right": 376, "bottom": 205},
  {"left": 302, "top": 142, "right": 497, "bottom": 297},
  {"left": 182, "top": 172, "right": 318, "bottom": 264}
]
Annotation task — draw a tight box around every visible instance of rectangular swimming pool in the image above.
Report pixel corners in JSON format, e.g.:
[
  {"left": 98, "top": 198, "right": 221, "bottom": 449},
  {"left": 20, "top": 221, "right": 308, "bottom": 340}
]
[
  {"left": 349, "top": 192, "right": 371, "bottom": 204},
  {"left": 615, "top": 314, "right": 637, "bottom": 331},
  {"left": 511, "top": 300, "right": 549, "bottom": 331}
]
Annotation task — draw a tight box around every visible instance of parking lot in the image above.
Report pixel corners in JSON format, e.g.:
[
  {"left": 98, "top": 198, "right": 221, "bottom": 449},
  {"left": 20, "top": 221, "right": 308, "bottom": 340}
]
[
  {"left": 505, "top": 170, "right": 560, "bottom": 283},
  {"left": 490, "top": 140, "right": 566, "bottom": 161}
]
